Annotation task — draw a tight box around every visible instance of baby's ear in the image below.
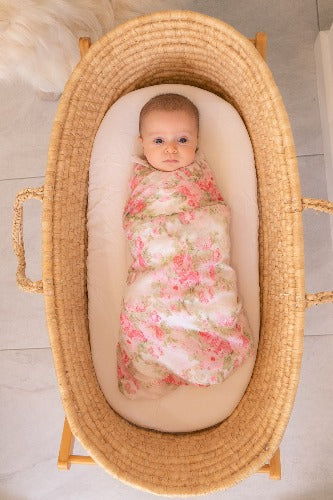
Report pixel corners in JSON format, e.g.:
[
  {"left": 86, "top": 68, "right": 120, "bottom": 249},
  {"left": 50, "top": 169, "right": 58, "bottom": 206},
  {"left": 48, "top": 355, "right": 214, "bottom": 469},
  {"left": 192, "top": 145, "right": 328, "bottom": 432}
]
[{"left": 138, "top": 135, "right": 143, "bottom": 143}]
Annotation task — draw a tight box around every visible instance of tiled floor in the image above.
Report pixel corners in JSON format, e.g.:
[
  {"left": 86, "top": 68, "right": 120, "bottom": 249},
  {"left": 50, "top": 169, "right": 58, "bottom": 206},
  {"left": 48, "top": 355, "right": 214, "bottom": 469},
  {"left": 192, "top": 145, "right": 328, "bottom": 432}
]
[{"left": 1, "top": 1, "right": 333, "bottom": 499}]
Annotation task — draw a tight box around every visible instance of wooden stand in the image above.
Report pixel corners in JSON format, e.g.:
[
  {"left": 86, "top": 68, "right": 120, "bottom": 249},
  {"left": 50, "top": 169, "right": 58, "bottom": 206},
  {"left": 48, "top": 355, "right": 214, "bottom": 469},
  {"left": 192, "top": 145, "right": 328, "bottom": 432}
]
[
  {"left": 58, "top": 417, "right": 281, "bottom": 479},
  {"left": 57, "top": 418, "right": 95, "bottom": 469}
]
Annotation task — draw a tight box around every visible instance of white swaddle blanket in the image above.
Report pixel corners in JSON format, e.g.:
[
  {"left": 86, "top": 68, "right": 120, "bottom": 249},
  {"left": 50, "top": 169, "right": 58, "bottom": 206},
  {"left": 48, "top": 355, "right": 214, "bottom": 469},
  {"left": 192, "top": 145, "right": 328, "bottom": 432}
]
[{"left": 87, "top": 84, "right": 260, "bottom": 432}]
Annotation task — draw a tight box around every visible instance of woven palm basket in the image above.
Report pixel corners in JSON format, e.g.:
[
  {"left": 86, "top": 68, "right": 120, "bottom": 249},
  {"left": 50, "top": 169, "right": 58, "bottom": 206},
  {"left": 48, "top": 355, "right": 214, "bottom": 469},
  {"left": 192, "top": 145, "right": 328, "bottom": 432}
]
[{"left": 13, "top": 9, "right": 333, "bottom": 496}]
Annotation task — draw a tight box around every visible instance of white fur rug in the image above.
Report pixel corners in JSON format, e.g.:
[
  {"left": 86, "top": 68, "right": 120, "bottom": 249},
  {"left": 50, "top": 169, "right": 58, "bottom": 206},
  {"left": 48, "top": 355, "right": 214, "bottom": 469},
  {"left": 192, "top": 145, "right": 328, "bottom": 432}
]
[{"left": 0, "top": 0, "right": 115, "bottom": 95}]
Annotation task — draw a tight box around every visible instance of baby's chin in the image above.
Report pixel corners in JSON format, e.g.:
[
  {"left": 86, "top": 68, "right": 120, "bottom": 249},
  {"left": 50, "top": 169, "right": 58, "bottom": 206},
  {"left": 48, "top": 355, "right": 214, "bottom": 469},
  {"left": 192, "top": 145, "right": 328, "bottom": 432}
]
[{"left": 151, "top": 159, "right": 196, "bottom": 171}]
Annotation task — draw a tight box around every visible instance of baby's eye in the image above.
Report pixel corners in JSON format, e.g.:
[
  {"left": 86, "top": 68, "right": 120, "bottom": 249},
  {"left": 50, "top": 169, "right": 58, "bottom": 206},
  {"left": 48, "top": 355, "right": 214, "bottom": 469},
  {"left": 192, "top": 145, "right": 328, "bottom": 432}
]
[
  {"left": 153, "top": 138, "right": 164, "bottom": 144},
  {"left": 178, "top": 137, "right": 188, "bottom": 144}
]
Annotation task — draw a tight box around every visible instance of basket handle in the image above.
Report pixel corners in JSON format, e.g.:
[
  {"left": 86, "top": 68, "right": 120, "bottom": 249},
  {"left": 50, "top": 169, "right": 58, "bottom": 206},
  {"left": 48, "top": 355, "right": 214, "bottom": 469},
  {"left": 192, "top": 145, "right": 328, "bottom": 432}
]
[
  {"left": 302, "top": 197, "right": 333, "bottom": 308},
  {"left": 12, "top": 187, "right": 44, "bottom": 293}
]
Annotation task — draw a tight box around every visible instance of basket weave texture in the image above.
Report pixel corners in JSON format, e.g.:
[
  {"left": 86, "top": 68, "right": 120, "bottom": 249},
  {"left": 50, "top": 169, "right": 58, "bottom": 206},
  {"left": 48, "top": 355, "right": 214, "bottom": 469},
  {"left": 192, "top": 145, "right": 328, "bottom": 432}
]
[{"left": 42, "top": 10, "right": 305, "bottom": 495}]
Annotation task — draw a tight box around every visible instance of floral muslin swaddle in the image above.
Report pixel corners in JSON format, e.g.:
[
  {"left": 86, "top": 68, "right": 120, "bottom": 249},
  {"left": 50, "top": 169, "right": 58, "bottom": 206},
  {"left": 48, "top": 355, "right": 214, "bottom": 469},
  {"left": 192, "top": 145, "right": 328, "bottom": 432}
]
[{"left": 117, "top": 153, "right": 254, "bottom": 399}]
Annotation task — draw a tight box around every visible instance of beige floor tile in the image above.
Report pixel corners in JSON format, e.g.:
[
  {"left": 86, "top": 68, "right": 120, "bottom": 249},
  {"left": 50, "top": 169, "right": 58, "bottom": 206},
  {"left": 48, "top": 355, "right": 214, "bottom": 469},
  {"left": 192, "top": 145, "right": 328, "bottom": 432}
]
[{"left": 0, "top": 80, "right": 58, "bottom": 181}]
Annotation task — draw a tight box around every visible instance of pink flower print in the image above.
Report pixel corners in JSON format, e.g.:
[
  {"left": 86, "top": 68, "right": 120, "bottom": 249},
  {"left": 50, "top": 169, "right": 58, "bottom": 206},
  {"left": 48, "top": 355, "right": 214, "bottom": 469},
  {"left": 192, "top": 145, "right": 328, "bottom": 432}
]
[
  {"left": 129, "top": 328, "right": 146, "bottom": 342},
  {"left": 209, "top": 265, "right": 216, "bottom": 280},
  {"left": 216, "top": 314, "right": 236, "bottom": 328},
  {"left": 199, "top": 290, "right": 210, "bottom": 304},
  {"left": 179, "top": 270, "right": 200, "bottom": 287},
  {"left": 130, "top": 175, "right": 140, "bottom": 191},
  {"left": 197, "top": 177, "right": 213, "bottom": 192},
  {"left": 120, "top": 311, "right": 131, "bottom": 330},
  {"left": 150, "top": 311, "right": 161, "bottom": 323},
  {"left": 217, "top": 339, "right": 233, "bottom": 355},
  {"left": 212, "top": 248, "right": 221, "bottom": 262},
  {"left": 121, "top": 313, "right": 146, "bottom": 344},
  {"left": 137, "top": 254, "right": 146, "bottom": 269},
  {"left": 124, "top": 382, "right": 136, "bottom": 395},
  {"left": 152, "top": 225, "right": 159, "bottom": 236},
  {"left": 178, "top": 184, "right": 192, "bottom": 197},
  {"left": 179, "top": 210, "right": 195, "bottom": 225},
  {"left": 198, "top": 356, "right": 213, "bottom": 370},
  {"left": 198, "top": 331, "right": 233, "bottom": 355},
  {"left": 153, "top": 325, "right": 164, "bottom": 339},
  {"left": 121, "top": 348, "right": 130, "bottom": 365},
  {"left": 133, "top": 236, "right": 147, "bottom": 270},
  {"left": 198, "top": 176, "right": 224, "bottom": 202},
  {"left": 198, "top": 285, "right": 214, "bottom": 304},
  {"left": 162, "top": 373, "right": 187, "bottom": 386},
  {"left": 173, "top": 253, "right": 185, "bottom": 268},
  {"left": 173, "top": 253, "right": 192, "bottom": 270},
  {"left": 188, "top": 196, "right": 200, "bottom": 208},
  {"left": 135, "top": 236, "right": 144, "bottom": 252},
  {"left": 240, "top": 333, "right": 250, "bottom": 349},
  {"left": 201, "top": 237, "right": 213, "bottom": 250},
  {"left": 134, "top": 302, "right": 146, "bottom": 312},
  {"left": 198, "top": 331, "right": 212, "bottom": 341},
  {"left": 148, "top": 345, "right": 164, "bottom": 359},
  {"left": 178, "top": 184, "right": 201, "bottom": 208},
  {"left": 127, "top": 198, "right": 146, "bottom": 215}
]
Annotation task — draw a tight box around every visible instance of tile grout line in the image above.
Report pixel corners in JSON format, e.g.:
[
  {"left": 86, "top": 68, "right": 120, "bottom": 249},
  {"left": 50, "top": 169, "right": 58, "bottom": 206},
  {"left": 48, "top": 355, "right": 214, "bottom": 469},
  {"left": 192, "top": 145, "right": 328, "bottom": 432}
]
[
  {"left": 297, "top": 153, "right": 324, "bottom": 158},
  {"left": 315, "top": 0, "right": 320, "bottom": 32},
  {"left": 0, "top": 347, "right": 51, "bottom": 353},
  {"left": 1, "top": 334, "right": 333, "bottom": 353},
  {"left": 0, "top": 175, "right": 44, "bottom": 182}
]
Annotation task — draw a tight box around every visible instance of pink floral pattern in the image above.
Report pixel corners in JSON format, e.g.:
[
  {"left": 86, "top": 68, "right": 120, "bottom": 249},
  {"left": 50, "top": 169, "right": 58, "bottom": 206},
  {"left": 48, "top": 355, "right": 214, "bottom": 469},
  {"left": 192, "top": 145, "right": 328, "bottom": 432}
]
[{"left": 117, "top": 153, "right": 254, "bottom": 399}]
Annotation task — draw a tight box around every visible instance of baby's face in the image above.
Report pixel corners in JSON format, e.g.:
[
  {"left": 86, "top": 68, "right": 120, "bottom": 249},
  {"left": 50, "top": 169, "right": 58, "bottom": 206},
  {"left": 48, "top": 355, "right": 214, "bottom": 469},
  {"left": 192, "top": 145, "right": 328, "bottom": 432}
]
[{"left": 139, "top": 109, "right": 198, "bottom": 171}]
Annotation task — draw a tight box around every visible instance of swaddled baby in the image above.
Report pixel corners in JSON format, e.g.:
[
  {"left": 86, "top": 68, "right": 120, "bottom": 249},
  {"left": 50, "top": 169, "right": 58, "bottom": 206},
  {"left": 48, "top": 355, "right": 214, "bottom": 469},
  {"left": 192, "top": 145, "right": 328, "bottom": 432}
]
[{"left": 117, "top": 93, "right": 255, "bottom": 400}]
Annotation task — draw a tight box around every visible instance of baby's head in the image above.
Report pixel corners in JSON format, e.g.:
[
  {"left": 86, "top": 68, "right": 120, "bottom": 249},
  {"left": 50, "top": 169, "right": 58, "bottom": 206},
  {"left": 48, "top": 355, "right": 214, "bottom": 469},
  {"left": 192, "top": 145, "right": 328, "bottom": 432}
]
[{"left": 139, "top": 93, "right": 199, "bottom": 171}]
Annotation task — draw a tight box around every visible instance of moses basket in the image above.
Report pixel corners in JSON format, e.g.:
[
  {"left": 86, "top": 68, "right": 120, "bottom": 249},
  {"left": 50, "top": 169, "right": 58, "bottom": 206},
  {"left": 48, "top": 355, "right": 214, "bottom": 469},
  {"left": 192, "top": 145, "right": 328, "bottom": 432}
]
[{"left": 13, "top": 10, "right": 333, "bottom": 496}]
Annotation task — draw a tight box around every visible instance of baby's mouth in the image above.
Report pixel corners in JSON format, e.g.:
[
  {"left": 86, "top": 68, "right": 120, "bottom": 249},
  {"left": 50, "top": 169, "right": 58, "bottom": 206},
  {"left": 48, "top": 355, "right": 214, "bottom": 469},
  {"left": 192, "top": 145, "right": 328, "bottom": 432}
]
[{"left": 163, "top": 159, "right": 178, "bottom": 163}]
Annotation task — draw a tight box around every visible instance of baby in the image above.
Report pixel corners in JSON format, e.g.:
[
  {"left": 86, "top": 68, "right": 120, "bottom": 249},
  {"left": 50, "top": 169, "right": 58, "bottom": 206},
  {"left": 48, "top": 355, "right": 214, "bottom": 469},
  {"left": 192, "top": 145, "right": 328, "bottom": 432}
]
[{"left": 117, "top": 93, "right": 254, "bottom": 400}]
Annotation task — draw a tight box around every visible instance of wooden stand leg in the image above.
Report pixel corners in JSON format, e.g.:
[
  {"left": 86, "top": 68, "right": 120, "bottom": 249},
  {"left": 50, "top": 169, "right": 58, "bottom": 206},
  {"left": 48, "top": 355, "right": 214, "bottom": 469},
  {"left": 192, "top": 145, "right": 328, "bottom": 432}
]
[
  {"left": 57, "top": 418, "right": 95, "bottom": 469},
  {"left": 269, "top": 447, "right": 281, "bottom": 480},
  {"left": 258, "top": 448, "right": 281, "bottom": 480},
  {"left": 79, "top": 37, "right": 91, "bottom": 58},
  {"left": 249, "top": 32, "right": 267, "bottom": 60},
  {"left": 254, "top": 32, "right": 267, "bottom": 60}
]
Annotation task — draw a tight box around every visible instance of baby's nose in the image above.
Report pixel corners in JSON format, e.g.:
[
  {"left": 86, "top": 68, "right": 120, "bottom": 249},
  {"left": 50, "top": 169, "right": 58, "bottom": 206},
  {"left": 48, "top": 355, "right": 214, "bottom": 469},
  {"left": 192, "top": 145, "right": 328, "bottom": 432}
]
[{"left": 165, "top": 141, "right": 177, "bottom": 153}]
